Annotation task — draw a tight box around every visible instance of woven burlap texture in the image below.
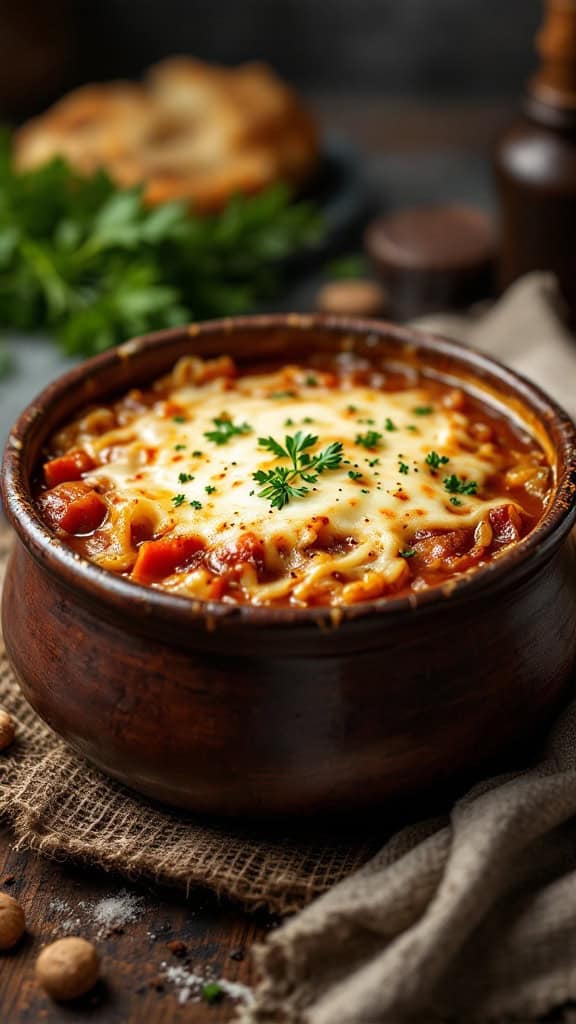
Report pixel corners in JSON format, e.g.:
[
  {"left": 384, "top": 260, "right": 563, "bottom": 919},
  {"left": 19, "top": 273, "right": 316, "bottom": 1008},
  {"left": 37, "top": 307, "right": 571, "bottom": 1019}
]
[{"left": 0, "top": 529, "right": 376, "bottom": 914}]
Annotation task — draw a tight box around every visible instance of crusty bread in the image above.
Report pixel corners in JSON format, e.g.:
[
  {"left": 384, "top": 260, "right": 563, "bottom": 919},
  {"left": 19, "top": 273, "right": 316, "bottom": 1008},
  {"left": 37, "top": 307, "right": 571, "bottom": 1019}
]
[{"left": 14, "top": 58, "right": 319, "bottom": 212}]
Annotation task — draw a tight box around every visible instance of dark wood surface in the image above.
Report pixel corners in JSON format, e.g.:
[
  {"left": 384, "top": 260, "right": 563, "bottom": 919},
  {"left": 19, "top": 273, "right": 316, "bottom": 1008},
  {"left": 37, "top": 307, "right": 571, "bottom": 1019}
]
[{"left": 0, "top": 826, "right": 270, "bottom": 1021}]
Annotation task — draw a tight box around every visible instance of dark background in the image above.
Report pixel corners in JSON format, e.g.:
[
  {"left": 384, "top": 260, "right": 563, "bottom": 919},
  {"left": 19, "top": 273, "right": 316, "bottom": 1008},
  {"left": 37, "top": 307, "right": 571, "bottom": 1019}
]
[{"left": 0, "top": 0, "right": 544, "bottom": 118}]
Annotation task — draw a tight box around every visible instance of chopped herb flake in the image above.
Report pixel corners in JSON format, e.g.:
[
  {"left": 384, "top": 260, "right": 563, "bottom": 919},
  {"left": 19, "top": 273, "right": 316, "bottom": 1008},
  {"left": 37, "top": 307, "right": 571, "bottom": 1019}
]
[
  {"left": 171, "top": 493, "right": 186, "bottom": 507},
  {"left": 399, "top": 548, "right": 416, "bottom": 558},
  {"left": 398, "top": 461, "right": 410, "bottom": 475},
  {"left": 425, "top": 451, "right": 450, "bottom": 470},
  {"left": 443, "top": 474, "right": 478, "bottom": 496},
  {"left": 172, "top": 415, "right": 186, "bottom": 423},
  {"left": 189, "top": 499, "right": 203, "bottom": 509},
  {"left": 192, "top": 450, "right": 203, "bottom": 457},
  {"left": 348, "top": 470, "right": 363, "bottom": 480},
  {"left": 305, "top": 375, "right": 318, "bottom": 386},
  {"left": 204, "top": 415, "right": 252, "bottom": 445},
  {"left": 178, "top": 472, "right": 194, "bottom": 484},
  {"left": 174, "top": 443, "right": 186, "bottom": 451},
  {"left": 413, "top": 406, "right": 434, "bottom": 416},
  {"left": 201, "top": 982, "right": 224, "bottom": 1004},
  {"left": 205, "top": 485, "right": 216, "bottom": 494},
  {"left": 355, "top": 430, "right": 383, "bottom": 450},
  {"left": 450, "top": 496, "right": 463, "bottom": 506},
  {"left": 384, "top": 418, "right": 397, "bottom": 432}
]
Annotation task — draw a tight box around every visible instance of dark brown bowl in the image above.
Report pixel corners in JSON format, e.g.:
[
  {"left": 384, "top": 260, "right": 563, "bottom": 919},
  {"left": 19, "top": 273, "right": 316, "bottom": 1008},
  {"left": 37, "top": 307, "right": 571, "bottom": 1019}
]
[{"left": 2, "top": 315, "right": 576, "bottom": 817}]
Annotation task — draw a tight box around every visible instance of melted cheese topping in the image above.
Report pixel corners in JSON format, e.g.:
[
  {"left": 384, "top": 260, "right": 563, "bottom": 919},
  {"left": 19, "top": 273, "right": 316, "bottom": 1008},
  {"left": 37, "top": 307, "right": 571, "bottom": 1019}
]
[{"left": 39, "top": 356, "right": 551, "bottom": 606}]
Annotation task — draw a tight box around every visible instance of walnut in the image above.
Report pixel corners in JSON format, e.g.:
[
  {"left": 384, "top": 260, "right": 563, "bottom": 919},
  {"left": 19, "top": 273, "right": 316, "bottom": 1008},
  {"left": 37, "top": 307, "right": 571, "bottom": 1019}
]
[
  {"left": 36, "top": 937, "right": 100, "bottom": 1000},
  {"left": 0, "top": 892, "right": 25, "bottom": 949}
]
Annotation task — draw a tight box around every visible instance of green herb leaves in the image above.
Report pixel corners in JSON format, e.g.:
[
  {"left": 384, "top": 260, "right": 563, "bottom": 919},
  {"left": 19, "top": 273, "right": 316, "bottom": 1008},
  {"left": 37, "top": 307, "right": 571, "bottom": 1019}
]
[
  {"left": 443, "top": 474, "right": 478, "bottom": 497},
  {"left": 425, "top": 451, "right": 450, "bottom": 470},
  {"left": 355, "top": 430, "right": 382, "bottom": 450},
  {"left": 204, "top": 415, "right": 252, "bottom": 445},
  {"left": 254, "top": 431, "right": 344, "bottom": 510},
  {"left": 0, "top": 133, "right": 323, "bottom": 355}
]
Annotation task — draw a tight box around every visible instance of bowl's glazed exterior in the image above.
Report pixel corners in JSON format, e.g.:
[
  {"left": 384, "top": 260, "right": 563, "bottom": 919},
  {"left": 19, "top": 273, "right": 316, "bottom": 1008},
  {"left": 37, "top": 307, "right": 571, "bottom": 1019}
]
[{"left": 2, "top": 315, "right": 576, "bottom": 817}]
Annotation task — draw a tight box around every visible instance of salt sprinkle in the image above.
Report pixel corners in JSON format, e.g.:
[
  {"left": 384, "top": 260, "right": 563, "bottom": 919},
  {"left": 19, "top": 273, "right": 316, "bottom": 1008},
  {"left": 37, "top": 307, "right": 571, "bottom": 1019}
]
[
  {"left": 48, "top": 889, "right": 146, "bottom": 939},
  {"left": 89, "top": 889, "right": 145, "bottom": 937},
  {"left": 161, "top": 963, "right": 254, "bottom": 1007}
]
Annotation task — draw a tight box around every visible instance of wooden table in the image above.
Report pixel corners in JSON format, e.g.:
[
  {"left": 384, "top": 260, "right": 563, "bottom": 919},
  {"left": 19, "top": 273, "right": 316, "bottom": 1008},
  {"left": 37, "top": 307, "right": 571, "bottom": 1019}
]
[
  {"left": 0, "top": 826, "right": 271, "bottom": 1021},
  {"left": 0, "top": 99, "right": 512, "bottom": 1021}
]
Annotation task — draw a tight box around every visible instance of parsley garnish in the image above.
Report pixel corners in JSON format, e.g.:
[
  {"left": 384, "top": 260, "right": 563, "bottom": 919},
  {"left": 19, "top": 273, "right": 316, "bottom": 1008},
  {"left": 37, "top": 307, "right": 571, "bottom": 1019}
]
[
  {"left": 204, "top": 415, "right": 252, "bottom": 445},
  {"left": 178, "top": 472, "right": 194, "bottom": 484},
  {"left": 443, "top": 474, "right": 478, "bottom": 496},
  {"left": 413, "top": 406, "right": 434, "bottom": 416},
  {"left": 406, "top": 425, "right": 418, "bottom": 432},
  {"left": 399, "top": 548, "right": 416, "bottom": 558},
  {"left": 270, "top": 390, "right": 297, "bottom": 399},
  {"left": 366, "top": 456, "right": 380, "bottom": 467},
  {"left": 425, "top": 451, "right": 450, "bottom": 470},
  {"left": 0, "top": 139, "right": 322, "bottom": 358},
  {"left": 284, "top": 418, "right": 295, "bottom": 427},
  {"left": 361, "top": 488, "right": 369, "bottom": 494},
  {"left": 171, "top": 493, "right": 186, "bottom": 507},
  {"left": 305, "top": 375, "right": 318, "bottom": 386},
  {"left": 450, "top": 496, "right": 463, "bottom": 506},
  {"left": 189, "top": 499, "right": 203, "bottom": 509},
  {"left": 192, "top": 450, "right": 203, "bottom": 457},
  {"left": 348, "top": 470, "right": 363, "bottom": 480},
  {"left": 346, "top": 404, "right": 358, "bottom": 414},
  {"left": 172, "top": 415, "right": 186, "bottom": 423},
  {"left": 398, "top": 461, "right": 410, "bottom": 475},
  {"left": 254, "top": 431, "right": 343, "bottom": 510},
  {"left": 384, "top": 418, "right": 397, "bottom": 432},
  {"left": 174, "top": 443, "right": 186, "bottom": 451},
  {"left": 355, "top": 430, "right": 383, "bottom": 450},
  {"left": 205, "top": 485, "right": 216, "bottom": 494}
]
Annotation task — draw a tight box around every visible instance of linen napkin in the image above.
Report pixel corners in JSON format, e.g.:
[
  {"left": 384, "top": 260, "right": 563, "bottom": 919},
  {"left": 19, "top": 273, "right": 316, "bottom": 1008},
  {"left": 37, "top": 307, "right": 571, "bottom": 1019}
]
[{"left": 244, "top": 272, "right": 576, "bottom": 1024}]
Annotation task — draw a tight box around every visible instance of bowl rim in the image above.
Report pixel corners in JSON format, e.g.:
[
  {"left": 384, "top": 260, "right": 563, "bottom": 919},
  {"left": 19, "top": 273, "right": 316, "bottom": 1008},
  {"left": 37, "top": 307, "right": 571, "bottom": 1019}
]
[{"left": 2, "top": 313, "right": 576, "bottom": 632}]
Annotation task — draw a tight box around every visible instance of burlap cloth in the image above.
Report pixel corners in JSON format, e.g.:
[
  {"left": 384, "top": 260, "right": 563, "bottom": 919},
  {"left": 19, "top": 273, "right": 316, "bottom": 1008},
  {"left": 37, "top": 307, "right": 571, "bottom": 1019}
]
[{"left": 1, "top": 272, "right": 576, "bottom": 1021}]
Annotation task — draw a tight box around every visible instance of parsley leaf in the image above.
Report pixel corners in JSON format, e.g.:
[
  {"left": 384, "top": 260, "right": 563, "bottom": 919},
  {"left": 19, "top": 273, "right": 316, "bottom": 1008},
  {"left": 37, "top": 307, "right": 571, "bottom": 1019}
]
[
  {"left": 204, "top": 415, "right": 252, "bottom": 445},
  {"left": 412, "top": 406, "right": 434, "bottom": 416},
  {"left": 398, "top": 461, "right": 410, "bottom": 475},
  {"left": 171, "top": 493, "right": 186, "bottom": 507},
  {"left": 443, "top": 474, "right": 478, "bottom": 496},
  {"left": 355, "top": 430, "right": 383, "bottom": 450},
  {"left": 178, "top": 472, "right": 194, "bottom": 483},
  {"left": 348, "top": 470, "right": 363, "bottom": 480},
  {"left": 384, "top": 418, "right": 397, "bottom": 432},
  {"left": 425, "top": 451, "right": 450, "bottom": 470},
  {"left": 399, "top": 548, "right": 416, "bottom": 558},
  {"left": 254, "top": 431, "right": 344, "bottom": 510}
]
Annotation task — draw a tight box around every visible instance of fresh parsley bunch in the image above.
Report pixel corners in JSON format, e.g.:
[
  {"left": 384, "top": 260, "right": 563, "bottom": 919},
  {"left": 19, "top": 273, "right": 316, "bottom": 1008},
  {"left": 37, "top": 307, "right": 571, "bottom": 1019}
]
[{"left": 0, "top": 131, "right": 323, "bottom": 356}]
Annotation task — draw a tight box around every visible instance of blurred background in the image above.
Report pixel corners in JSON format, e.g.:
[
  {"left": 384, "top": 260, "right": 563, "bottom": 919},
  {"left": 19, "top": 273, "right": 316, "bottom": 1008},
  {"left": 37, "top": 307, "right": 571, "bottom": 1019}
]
[{"left": 0, "top": 0, "right": 541, "bottom": 118}]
